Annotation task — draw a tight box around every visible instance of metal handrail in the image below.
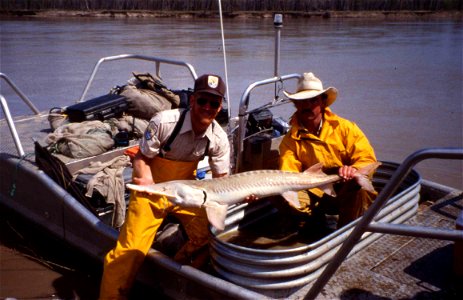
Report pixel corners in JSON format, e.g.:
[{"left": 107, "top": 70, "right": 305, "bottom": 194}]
[
  {"left": 78, "top": 54, "right": 198, "bottom": 102},
  {"left": 0, "top": 73, "right": 42, "bottom": 157},
  {"left": 305, "top": 147, "right": 463, "bottom": 299},
  {"left": 0, "top": 94, "right": 25, "bottom": 157},
  {"left": 235, "top": 73, "right": 301, "bottom": 172},
  {"left": 367, "top": 222, "right": 463, "bottom": 240},
  {"left": 0, "top": 73, "right": 40, "bottom": 114}
]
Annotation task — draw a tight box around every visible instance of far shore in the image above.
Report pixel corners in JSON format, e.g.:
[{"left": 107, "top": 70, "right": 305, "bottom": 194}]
[{"left": 1, "top": 9, "right": 462, "bottom": 20}]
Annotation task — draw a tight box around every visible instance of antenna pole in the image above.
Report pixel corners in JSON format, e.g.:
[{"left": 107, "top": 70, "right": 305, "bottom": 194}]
[
  {"left": 274, "top": 14, "right": 283, "bottom": 77},
  {"left": 218, "top": 0, "right": 231, "bottom": 121},
  {"left": 273, "top": 14, "right": 283, "bottom": 100}
]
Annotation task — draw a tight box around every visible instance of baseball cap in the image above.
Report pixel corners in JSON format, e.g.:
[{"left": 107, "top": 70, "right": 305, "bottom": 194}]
[{"left": 194, "top": 74, "right": 226, "bottom": 98}]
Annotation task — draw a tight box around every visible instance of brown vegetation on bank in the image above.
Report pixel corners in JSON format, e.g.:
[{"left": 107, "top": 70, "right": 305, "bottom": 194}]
[
  {"left": 1, "top": 10, "right": 461, "bottom": 20},
  {"left": 1, "top": 0, "right": 462, "bottom": 11},
  {"left": 0, "top": 0, "right": 461, "bottom": 19}
]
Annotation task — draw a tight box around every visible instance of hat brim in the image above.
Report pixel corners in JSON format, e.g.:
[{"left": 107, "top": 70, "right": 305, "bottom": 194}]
[{"left": 284, "top": 87, "right": 338, "bottom": 106}]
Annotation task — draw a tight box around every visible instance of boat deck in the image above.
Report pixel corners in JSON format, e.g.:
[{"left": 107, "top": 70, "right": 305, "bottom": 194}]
[
  {"left": 312, "top": 185, "right": 462, "bottom": 299},
  {"left": 0, "top": 113, "right": 51, "bottom": 159}
]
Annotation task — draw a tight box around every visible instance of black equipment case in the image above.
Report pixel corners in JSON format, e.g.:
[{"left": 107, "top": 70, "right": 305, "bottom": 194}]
[
  {"left": 66, "top": 94, "right": 128, "bottom": 123},
  {"left": 246, "top": 108, "right": 273, "bottom": 136}
]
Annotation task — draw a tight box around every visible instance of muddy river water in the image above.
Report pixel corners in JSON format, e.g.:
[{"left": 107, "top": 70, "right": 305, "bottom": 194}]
[
  {"left": 1, "top": 16, "right": 461, "bottom": 188},
  {"left": 0, "top": 14, "right": 462, "bottom": 299}
]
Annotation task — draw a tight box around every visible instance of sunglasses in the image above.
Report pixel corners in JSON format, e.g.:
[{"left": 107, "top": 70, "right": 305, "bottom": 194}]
[
  {"left": 196, "top": 98, "right": 221, "bottom": 109},
  {"left": 294, "top": 96, "right": 322, "bottom": 105}
]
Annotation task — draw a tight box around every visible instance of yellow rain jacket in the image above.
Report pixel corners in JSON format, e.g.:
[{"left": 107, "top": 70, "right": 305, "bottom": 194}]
[{"left": 279, "top": 108, "right": 377, "bottom": 222}]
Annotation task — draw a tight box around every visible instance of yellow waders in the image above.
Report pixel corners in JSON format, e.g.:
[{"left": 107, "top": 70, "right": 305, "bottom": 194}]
[{"left": 99, "top": 156, "right": 209, "bottom": 300}]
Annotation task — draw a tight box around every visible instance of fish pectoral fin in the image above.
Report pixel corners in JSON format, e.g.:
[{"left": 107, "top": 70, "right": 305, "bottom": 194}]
[
  {"left": 281, "top": 191, "right": 301, "bottom": 208},
  {"left": 304, "top": 162, "right": 325, "bottom": 175},
  {"left": 126, "top": 183, "right": 176, "bottom": 199},
  {"left": 204, "top": 202, "right": 228, "bottom": 231},
  {"left": 320, "top": 183, "right": 336, "bottom": 197}
]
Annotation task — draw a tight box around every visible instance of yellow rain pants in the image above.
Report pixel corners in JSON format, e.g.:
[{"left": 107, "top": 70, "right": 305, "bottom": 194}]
[
  {"left": 279, "top": 108, "right": 377, "bottom": 225},
  {"left": 99, "top": 156, "right": 209, "bottom": 300}
]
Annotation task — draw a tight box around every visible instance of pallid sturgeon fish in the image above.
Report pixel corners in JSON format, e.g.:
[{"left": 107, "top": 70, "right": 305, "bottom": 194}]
[{"left": 126, "top": 162, "right": 380, "bottom": 230}]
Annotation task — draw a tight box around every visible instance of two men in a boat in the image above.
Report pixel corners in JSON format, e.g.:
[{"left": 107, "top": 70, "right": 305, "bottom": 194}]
[
  {"left": 99, "top": 72, "right": 378, "bottom": 298},
  {"left": 279, "top": 72, "right": 378, "bottom": 231},
  {"left": 100, "top": 74, "right": 232, "bottom": 299}
]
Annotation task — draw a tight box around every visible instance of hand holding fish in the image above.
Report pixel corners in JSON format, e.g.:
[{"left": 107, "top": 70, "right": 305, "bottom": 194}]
[
  {"left": 245, "top": 194, "right": 259, "bottom": 202},
  {"left": 338, "top": 165, "right": 357, "bottom": 181}
]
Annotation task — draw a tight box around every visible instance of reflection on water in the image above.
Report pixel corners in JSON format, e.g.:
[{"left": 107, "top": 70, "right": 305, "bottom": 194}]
[
  {"left": 0, "top": 17, "right": 461, "bottom": 188},
  {"left": 218, "top": 202, "right": 315, "bottom": 250}
]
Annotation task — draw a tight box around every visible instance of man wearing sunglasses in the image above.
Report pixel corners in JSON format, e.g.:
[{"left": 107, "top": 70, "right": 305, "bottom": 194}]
[
  {"left": 100, "top": 74, "right": 230, "bottom": 299},
  {"left": 279, "top": 72, "right": 378, "bottom": 236}
]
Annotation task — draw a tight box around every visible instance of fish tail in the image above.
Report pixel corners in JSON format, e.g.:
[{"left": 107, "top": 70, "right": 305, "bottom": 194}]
[
  {"left": 355, "top": 162, "right": 381, "bottom": 193},
  {"left": 358, "top": 162, "right": 381, "bottom": 177}
]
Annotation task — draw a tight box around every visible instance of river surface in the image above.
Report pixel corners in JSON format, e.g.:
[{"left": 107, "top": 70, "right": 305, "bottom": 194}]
[
  {"left": 0, "top": 15, "right": 462, "bottom": 299},
  {"left": 1, "top": 16, "right": 462, "bottom": 189}
]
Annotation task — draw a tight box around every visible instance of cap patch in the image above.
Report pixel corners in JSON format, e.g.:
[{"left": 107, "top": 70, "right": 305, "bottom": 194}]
[
  {"left": 194, "top": 74, "right": 226, "bottom": 97},
  {"left": 144, "top": 122, "right": 156, "bottom": 140},
  {"left": 208, "top": 76, "right": 219, "bottom": 89}
]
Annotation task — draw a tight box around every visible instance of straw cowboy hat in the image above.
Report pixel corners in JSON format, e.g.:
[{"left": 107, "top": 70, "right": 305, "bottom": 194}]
[{"left": 283, "top": 72, "right": 338, "bottom": 107}]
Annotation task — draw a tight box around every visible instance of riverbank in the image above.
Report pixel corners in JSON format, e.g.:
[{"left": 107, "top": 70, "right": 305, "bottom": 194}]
[{"left": 1, "top": 9, "right": 462, "bottom": 20}]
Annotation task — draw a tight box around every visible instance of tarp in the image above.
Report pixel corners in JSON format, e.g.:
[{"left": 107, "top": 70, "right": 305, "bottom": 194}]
[{"left": 34, "top": 141, "right": 98, "bottom": 216}]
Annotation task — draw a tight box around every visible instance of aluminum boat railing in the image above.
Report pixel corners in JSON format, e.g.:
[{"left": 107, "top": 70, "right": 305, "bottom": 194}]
[
  {"left": 0, "top": 72, "right": 40, "bottom": 115},
  {"left": 0, "top": 73, "right": 41, "bottom": 157},
  {"left": 235, "top": 73, "right": 301, "bottom": 172},
  {"left": 78, "top": 54, "right": 198, "bottom": 102},
  {"left": 1, "top": 55, "right": 198, "bottom": 158},
  {"left": 0, "top": 94, "right": 24, "bottom": 157},
  {"left": 305, "top": 147, "right": 463, "bottom": 299}
]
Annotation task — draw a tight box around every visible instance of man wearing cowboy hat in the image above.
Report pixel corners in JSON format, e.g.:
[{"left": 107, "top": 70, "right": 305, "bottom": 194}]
[{"left": 279, "top": 72, "right": 377, "bottom": 231}]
